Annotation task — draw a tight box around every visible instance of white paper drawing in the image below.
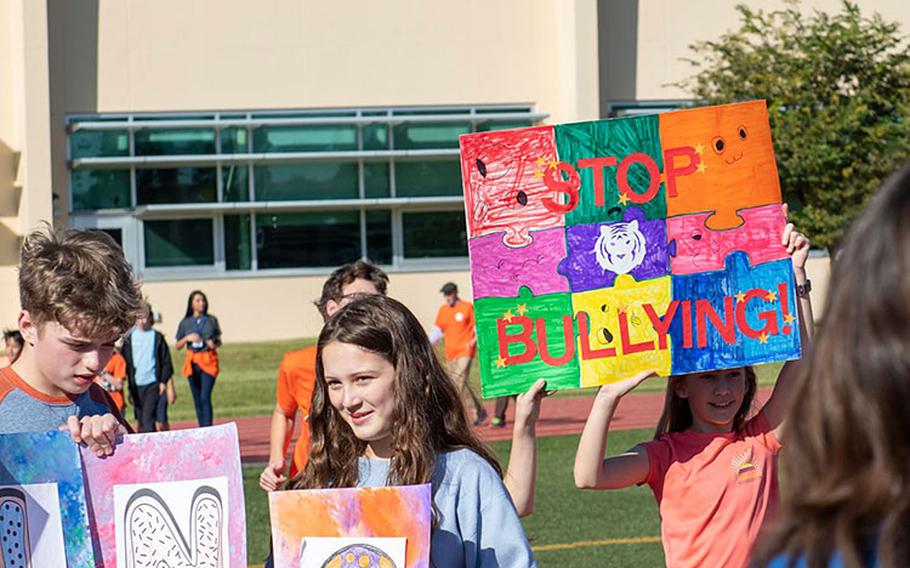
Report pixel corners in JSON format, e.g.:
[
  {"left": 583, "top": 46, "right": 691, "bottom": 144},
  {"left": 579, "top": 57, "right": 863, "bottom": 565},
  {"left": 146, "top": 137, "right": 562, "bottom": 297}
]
[
  {"left": 0, "top": 483, "right": 65, "bottom": 568},
  {"left": 299, "top": 536, "right": 406, "bottom": 568},
  {"left": 593, "top": 220, "right": 647, "bottom": 275},
  {"left": 113, "top": 476, "right": 229, "bottom": 568}
]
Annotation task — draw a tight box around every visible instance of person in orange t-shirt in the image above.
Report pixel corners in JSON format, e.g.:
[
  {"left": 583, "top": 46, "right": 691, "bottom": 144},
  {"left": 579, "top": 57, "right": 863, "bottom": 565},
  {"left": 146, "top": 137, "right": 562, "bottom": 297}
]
[
  {"left": 96, "top": 348, "right": 127, "bottom": 414},
  {"left": 429, "top": 282, "right": 485, "bottom": 425},
  {"left": 259, "top": 260, "right": 389, "bottom": 492},
  {"left": 574, "top": 219, "right": 814, "bottom": 568}
]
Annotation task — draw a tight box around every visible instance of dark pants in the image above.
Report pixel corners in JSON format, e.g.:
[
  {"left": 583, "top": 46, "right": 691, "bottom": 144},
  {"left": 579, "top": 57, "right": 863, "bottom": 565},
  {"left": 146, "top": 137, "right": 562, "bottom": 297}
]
[
  {"left": 494, "top": 396, "right": 513, "bottom": 421},
  {"left": 187, "top": 364, "right": 215, "bottom": 427},
  {"left": 155, "top": 389, "right": 169, "bottom": 426},
  {"left": 135, "top": 383, "right": 160, "bottom": 433}
]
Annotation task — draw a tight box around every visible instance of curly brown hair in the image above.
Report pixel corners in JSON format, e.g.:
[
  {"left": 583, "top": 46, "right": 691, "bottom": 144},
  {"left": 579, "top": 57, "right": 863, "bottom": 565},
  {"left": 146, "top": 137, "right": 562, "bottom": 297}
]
[
  {"left": 19, "top": 226, "right": 143, "bottom": 339},
  {"left": 288, "top": 294, "right": 501, "bottom": 490}
]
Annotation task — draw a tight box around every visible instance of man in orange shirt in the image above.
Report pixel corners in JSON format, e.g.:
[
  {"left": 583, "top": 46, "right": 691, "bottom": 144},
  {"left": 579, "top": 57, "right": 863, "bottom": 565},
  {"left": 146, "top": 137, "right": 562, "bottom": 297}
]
[
  {"left": 259, "top": 260, "right": 389, "bottom": 491},
  {"left": 96, "top": 346, "right": 127, "bottom": 414},
  {"left": 429, "top": 282, "right": 486, "bottom": 425}
]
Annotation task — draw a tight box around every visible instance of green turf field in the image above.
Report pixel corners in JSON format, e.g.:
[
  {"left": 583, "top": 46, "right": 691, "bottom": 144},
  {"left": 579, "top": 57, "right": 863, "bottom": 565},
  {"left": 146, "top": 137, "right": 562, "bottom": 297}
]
[
  {"left": 241, "top": 430, "right": 664, "bottom": 567},
  {"left": 163, "top": 339, "right": 781, "bottom": 423}
]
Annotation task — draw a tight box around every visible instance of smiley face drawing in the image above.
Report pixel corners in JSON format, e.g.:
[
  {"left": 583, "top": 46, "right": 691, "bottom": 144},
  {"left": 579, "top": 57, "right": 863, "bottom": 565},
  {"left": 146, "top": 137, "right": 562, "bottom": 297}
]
[{"left": 659, "top": 101, "right": 782, "bottom": 230}]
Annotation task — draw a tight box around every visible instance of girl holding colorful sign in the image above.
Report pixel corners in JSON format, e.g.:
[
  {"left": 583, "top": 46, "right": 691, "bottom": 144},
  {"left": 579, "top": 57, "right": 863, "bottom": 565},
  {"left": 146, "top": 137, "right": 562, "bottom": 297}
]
[
  {"left": 283, "top": 294, "right": 536, "bottom": 567},
  {"left": 574, "top": 215, "right": 814, "bottom": 568}
]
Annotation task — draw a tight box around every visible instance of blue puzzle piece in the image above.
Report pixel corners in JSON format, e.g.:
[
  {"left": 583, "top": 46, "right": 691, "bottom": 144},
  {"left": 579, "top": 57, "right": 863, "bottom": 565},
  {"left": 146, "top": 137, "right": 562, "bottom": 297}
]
[{"left": 669, "top": 252, "right": 801, "bottom": 375}]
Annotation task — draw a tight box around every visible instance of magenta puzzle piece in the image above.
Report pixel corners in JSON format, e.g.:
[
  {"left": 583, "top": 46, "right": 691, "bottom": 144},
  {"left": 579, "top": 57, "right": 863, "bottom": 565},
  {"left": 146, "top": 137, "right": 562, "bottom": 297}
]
[
  {"left": 460, "top": 126, "right": 564, "bottom": 247},
  {"left": 469, "top": 227, "right": 569, "bottom": 299},
  {"left": 667, "top": 203, "right": 789, "bottom": 275}
]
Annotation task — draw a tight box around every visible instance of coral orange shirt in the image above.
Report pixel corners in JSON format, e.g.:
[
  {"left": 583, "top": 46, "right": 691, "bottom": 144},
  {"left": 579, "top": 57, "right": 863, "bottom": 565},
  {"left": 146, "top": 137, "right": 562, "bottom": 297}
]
[
  {"left": 102, "top": 352, "right": 127, "bottom": 411},
  {"left": 275, "top": 345, "right": 317, "bottom": 478},
  {"left": 434, "top": 300, "right": 476, "bottom": 360},
  {"left": 640, "top": 412, "right": 782, "bottom": 568}
]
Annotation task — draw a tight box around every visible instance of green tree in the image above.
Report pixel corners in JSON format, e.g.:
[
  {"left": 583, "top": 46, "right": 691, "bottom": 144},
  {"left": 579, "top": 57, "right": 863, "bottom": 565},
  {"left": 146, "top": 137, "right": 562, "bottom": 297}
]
[{"left": 677, "top": 1, "right": 910, "bottom": 249}]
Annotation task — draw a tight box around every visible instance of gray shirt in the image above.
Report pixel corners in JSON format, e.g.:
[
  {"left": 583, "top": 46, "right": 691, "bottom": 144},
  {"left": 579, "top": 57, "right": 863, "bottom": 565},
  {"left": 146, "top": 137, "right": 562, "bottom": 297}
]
[
  {"left": 357, "top": 449, "right": 537, "bottom": 568},
  {"left": 0, "top": 367, "right": 117, "bottom": 434},
  {"left": 176, "top": 315, "right": 222, "bottom": 352}
]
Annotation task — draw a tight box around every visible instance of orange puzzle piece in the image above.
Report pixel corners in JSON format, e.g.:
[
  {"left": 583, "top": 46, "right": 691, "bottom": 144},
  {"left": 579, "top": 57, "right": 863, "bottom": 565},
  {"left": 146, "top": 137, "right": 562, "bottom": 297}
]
[{"left": 659, "top": 101, "right": 782, "bottom": 230}]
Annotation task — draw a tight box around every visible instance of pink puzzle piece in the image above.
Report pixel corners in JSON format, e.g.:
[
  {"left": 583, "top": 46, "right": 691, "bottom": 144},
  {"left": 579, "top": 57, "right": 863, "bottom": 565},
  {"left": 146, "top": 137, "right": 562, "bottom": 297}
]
[
  {"left": 460, "top": 126, "right": 564, "bottom": 247},
  {"left": 667, "top": 203, "right": 789, "bottom": 275},
  {"left": 469, "top": 227, "right": 569, "bottom": 299}
]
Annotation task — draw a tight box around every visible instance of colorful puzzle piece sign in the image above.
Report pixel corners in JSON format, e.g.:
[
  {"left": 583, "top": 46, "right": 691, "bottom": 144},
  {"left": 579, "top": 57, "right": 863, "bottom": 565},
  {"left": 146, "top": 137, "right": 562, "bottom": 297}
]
[{"left": 460, "top": 101, "right": 801, "bottom": 397}]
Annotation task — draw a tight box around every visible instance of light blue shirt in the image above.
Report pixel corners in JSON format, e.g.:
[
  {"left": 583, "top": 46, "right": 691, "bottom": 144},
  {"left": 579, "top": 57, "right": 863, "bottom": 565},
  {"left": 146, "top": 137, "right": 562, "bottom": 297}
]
[
  {"left": 357, "top": 449, "right": 536, "bottom": 568},
  {"left": 130, "top": 327, "right": 157, "bottom": 387}
]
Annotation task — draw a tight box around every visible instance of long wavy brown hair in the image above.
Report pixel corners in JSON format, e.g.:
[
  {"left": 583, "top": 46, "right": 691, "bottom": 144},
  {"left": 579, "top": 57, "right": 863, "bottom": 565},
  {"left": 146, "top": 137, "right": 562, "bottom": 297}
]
[
  {"left": 653, "top": 367, "right": 757, "bottom": 438},
  {"left": 287, "top": 295, "right": 502, "bottom": 490},
  {"left": 754, "top": 165, "right": 910, "bottom": 567}
]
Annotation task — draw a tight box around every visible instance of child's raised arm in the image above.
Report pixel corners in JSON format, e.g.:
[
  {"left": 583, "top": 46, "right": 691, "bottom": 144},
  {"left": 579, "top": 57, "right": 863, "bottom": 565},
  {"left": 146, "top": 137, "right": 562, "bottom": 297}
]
[
  {"left": 574, "top": 370, "right": 655, "bottom": 490},
  {"left": 503, "top": 378, "right": 550, "bottom": 517},
  {"left": 761, "top": 207, "right": 814, "bottom": 439}
]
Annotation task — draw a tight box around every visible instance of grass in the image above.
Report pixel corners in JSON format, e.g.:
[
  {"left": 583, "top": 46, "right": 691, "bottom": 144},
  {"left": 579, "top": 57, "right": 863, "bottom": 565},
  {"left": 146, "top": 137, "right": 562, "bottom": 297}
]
[
  {"left": 163, "top": 338, "right": 783, "bottom": 422},
  {"left": 242, "top": 430, "right": 665, "bottom": 567}
]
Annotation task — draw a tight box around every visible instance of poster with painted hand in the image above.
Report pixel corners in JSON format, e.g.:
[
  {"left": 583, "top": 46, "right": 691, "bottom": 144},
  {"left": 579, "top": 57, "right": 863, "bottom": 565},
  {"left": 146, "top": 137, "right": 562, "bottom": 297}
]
[
  {"left": 81, "top": 423, "right": 246, "bottom": 567},
  {"left": 0, "top": 430, "right": 94, "bottom": 567},
  {"left": 460, "top": 101, "right": 801, "bottom": 397}
]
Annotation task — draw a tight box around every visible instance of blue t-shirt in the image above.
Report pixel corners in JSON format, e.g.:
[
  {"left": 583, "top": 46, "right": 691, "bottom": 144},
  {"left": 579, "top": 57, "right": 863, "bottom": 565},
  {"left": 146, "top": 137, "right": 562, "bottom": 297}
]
[
  {"left": 130, "top": 327, "right": 157, "bottom": 387},
  {"left": 357, "top": 449, "right": 536, "bottom": 568}
]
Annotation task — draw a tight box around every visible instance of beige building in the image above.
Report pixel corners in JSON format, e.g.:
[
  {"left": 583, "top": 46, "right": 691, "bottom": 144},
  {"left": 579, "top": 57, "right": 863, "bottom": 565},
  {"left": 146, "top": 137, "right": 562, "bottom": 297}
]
[{"left": 1, "top": 0, "right": 905, "bottom": 341}]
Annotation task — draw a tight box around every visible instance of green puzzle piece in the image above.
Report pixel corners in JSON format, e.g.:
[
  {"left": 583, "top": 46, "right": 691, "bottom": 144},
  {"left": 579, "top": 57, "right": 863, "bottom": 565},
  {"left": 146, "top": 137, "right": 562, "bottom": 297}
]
[
  {"left": 555, "top": 114, "right": 666, "bottom": 226},
  {"left": 475, "top": 287, "right": 580, "bottom": 398}
]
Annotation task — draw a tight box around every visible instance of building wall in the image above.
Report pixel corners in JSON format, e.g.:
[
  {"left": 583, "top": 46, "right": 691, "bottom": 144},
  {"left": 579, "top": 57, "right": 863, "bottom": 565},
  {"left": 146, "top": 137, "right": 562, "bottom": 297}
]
[{"left": 2, "top": 0, "right": 891, "bottom": 341}]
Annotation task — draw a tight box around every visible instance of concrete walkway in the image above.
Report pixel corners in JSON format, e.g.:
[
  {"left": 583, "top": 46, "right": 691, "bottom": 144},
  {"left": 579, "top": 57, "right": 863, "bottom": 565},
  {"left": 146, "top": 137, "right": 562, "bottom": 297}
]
[{"left": 171, "top": 388, "right": 772, "bottom": 464}]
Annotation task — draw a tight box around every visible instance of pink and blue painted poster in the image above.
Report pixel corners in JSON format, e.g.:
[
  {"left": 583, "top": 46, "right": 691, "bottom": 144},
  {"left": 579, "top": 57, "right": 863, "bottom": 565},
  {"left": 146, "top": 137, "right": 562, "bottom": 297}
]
[
  {"left": 80, "top": 423, "right": 246, "bottom": 567},
  {"left": 460, "top": 100, "right": 801, "bottom": 397},
  {"left": 269, "top": 484, "right": 432, "bottom": 568},
  {"left": 0, "top": 430, "right": 93, "bottom": 566}
]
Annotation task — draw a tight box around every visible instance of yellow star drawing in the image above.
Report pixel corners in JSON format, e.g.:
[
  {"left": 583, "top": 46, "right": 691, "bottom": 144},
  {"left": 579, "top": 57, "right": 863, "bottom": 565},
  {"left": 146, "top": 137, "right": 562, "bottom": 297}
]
[
  {"left": 495, "top": 356, "right": 507, "bottom": 368},
  {"left": 532, "top": 169, "right": 544, "bottom": 179},
  {"left": 535, "top": 156, "right": 546, "bottom": 167},
  {"left": 548, "top": 158, "right": 560, "bottom": 170},
  {"left": 765, "top": 291, "right": 778, "bottom": 303},
  {"left": 515, "top": 303, "right": 529, "bottom": 316},
  {"left": 618, "top": 192, "right": 631, "bottom": 206},
  {"left": 735, "top": 291, "right": 746, "bottom": 303},
  {"left": 783, "top": 313, "right": 796, "bottom": 324},
  {"left": 502, "top": 309, "right": 514, "bottom": 322},
  {"left": 696, "top": 161, "right": 708, "bottom": 174},
  {"left": 759, "top": 332, "right": 769, "bottom": 344},
  {"left": 693, "top": 143, "right": 705, "bottom": 155}
]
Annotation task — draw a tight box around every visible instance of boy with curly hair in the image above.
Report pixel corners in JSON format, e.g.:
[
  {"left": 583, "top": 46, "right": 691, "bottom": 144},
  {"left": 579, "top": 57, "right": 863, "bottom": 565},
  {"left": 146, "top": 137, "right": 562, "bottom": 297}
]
[{"left": 1, "top": 227, "right": 143, "bottom": 455}]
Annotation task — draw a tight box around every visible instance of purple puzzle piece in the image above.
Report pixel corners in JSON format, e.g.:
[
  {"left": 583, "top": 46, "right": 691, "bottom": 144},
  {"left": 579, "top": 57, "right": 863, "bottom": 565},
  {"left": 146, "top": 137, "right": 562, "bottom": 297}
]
[
  {"left": 469, "top": 227, "right": 569, "bottom": 299},
  {"left": 559, "top": 207, "right": 669, "bottom": 292},
  {"left": 667, "top": 203, "right": 789, "bottom": 275}
]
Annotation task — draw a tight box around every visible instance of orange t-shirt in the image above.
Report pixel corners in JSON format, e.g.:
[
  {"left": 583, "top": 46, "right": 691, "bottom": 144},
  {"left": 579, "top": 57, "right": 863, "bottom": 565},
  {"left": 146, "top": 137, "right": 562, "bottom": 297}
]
[
  {"left": 434, "top": 300, "right": 476, "bottom": 360},
  {"left": 101, "top": 352, "right": 127, "bottom": 411},
  {"left": 275, "top": 345, "right": 317, "bottom": 478},
  {"left": 640, "top": 412, "right": 782, "bottom": 568}
]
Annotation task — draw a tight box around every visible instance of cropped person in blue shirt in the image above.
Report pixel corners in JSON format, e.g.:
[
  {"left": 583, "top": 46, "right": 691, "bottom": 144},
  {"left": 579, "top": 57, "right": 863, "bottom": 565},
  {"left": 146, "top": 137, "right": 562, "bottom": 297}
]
[
  {"left": 284, "top": 295, "right": 536, "bottom": 568},
  {"left": 122, "top": 303, "right": 174, "bottom": 433},
  {"left": 755, "top": 166, "right": 910, "bottom": 567}
]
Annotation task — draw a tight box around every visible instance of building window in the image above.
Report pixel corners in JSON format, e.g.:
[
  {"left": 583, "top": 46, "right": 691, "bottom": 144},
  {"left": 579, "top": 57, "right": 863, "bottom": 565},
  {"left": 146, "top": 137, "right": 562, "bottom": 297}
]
[{"left": 66, "top": 105, "right": 546, "bottom": 277}]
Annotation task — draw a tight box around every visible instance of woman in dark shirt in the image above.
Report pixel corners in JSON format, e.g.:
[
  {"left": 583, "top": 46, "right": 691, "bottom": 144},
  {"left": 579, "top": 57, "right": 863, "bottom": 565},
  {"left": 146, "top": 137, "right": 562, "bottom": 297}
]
[{"left": 175, "top": 290, "right": 221, "bottom": 427}]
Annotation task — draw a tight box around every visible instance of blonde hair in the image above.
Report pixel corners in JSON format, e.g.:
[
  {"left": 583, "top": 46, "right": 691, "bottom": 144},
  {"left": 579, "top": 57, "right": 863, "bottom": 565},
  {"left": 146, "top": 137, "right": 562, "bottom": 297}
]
[
  {"left": 19, "top": 226, "right": 143, "bottom": 339},
  {"left": 654, "top": 367, "right": 757, "bottom": 438}
]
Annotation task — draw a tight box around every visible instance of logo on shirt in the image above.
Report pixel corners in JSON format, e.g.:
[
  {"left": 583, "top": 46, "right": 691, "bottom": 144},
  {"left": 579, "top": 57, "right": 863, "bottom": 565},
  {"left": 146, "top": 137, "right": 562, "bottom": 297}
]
[
  {"left": 731, "top": 447, "right": 761, "bottom": 484},
  {"left": 455, "top": 312, "right": 465, "bottom": 322}
]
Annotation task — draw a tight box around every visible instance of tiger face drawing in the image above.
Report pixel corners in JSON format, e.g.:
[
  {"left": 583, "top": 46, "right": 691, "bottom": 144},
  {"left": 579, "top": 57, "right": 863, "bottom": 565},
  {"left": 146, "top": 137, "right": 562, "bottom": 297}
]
[{"left": 593, "top": 220, "right": 647, "bottom": 275}]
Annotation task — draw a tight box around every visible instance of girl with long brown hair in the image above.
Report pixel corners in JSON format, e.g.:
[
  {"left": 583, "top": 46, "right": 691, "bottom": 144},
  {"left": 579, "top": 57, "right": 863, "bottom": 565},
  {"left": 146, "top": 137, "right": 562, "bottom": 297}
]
[
  {"left": 574, "top": 214, "right": 814, "bottom": 568},
  {"left": 284, "top": 294, "right": 535, "bottom": 567},
  {"left": 756, "top": 167, "right": 910, "bottom": 567}
]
